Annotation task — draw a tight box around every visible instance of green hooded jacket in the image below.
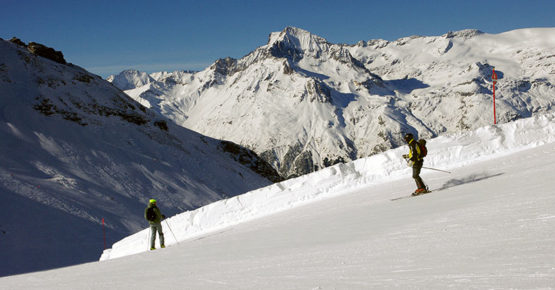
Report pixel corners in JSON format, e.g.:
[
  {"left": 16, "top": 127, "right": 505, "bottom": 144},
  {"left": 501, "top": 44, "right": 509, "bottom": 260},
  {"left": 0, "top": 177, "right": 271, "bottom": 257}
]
[{"left": 144, "top": 204, "right": 163, "bottom": 224}]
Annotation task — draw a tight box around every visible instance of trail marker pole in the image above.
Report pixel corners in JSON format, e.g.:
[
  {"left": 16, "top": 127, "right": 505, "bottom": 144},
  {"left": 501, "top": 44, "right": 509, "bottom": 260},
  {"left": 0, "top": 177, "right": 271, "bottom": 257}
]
[{"left": 492, "top": 68, "right": 498, "bottom": 125}]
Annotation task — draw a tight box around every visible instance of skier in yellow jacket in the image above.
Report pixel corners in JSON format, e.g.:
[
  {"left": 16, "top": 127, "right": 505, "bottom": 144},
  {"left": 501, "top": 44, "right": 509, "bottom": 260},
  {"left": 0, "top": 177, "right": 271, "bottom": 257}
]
[{"left": 402, "top": 133, "right": 429, "bottom": 195}]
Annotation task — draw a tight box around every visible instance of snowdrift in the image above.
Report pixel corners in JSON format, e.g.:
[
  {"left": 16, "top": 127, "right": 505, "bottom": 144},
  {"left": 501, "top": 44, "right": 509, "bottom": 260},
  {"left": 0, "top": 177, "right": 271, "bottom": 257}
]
[{"left": 100, "top": 112, "right": 555, "bottom": 261}]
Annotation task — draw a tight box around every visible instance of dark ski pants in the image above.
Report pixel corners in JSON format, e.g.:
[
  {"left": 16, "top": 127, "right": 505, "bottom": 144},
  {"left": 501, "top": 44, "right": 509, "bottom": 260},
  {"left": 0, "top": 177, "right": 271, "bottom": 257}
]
[
  {"left": 412, "top": 160, "right": 426, "bottom": 189},
  {"left": 150, "top": 222, "right": 165, "bottom": 248}
]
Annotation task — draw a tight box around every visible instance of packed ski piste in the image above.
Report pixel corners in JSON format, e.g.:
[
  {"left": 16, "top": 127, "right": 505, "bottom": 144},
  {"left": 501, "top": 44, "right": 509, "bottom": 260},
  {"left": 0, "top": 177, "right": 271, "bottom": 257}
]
[{"left": 100, "top": 113, "right": 554, "bottom": 259}]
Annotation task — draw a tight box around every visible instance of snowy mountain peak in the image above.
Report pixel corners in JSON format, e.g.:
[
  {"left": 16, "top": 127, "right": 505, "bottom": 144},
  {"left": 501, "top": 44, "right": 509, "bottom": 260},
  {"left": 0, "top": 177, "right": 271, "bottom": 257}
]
[
  {"left": 443, "top": 29, "right": 484, "bottom": 39},
  {"left": 267, "top": 26, "right": 330, "bottom": 59},
  {"left": 106, "top": 69, "right": 154, "bottom": 90},
  {"left": 110, "top": 27, "right": 555, "bottom": 179},
  {"left": 268, "top": 26, "right": 327, "bottom": 48}
]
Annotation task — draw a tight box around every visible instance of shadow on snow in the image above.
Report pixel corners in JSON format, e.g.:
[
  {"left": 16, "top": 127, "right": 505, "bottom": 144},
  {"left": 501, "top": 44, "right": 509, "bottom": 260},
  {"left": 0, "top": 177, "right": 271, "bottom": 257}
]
[{"left": 436, "top": 172, "right": 504, "bottom": 191}]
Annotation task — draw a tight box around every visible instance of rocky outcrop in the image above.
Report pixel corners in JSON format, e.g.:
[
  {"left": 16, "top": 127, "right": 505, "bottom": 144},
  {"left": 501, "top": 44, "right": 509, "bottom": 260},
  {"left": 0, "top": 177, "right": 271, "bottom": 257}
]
[
  {"left": 9, "top": 37, "right": 26, "bottom": 47},
  {"left": 212, "top": 57, "right": 238, "bottom": 76},
  {"left": 27, "top": 42, "right": 67, "bottom": 64},
  {"left": 9, "top": 37, "right": 66, "bottom": 64},
  {"left": 219, "top": 141, "right": 283, "bottom": 183}
]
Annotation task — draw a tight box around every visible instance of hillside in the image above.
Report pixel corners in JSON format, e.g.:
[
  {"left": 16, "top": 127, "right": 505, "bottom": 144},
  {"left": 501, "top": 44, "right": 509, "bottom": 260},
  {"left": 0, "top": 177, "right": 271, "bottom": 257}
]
[
  {"left": 0, "top": 38, "right": 278, "bottom": 276},
  {"left": 109, "top": 27, "right": 555, "bottom": 178},
  {"left": 1, "top": 113, "right": 554, "bottom": 289}
]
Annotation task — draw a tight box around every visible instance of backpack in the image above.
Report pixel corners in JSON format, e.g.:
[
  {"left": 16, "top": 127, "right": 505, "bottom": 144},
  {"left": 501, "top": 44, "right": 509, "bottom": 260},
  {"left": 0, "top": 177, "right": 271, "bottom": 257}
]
[
  {"left": 146, "top": 207, "right": 156, "bottom": 221},
  {"left": 417, "top": 139, "right": 427, "bottom": 158}
]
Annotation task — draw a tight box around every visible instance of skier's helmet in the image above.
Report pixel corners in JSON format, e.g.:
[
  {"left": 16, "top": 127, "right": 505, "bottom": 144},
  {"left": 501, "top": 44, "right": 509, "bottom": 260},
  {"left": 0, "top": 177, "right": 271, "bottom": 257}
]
[
  {"left": 149, "top": 199, "right": 157, "bottom": 204},
  {"left": 404, "top": 133, "right": 414, "bottom": 143}
]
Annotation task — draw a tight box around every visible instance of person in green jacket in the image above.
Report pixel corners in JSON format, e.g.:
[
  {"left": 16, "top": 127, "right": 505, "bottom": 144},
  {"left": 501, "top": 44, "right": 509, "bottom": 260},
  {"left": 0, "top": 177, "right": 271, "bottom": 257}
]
[{"left": 145, "top": 199, "right": 165, "bottom": 250}]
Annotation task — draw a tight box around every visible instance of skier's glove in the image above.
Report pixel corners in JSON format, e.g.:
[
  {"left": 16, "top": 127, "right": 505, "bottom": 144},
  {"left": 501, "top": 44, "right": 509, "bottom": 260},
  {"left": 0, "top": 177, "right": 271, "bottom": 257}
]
[
  {"left": 407, "top": 160, "right": 414, "bottom": 167},
  {"left": 402, "top": 154, "right": 408, "bottom": 159}
]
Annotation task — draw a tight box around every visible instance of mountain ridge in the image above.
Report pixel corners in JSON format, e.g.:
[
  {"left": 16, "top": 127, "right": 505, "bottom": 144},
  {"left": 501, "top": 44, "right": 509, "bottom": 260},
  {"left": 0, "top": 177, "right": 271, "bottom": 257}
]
[
  {"left": 110, "top": 27, "right": 555, "bottom": 178},
  {"left": 0, "top": 38, "right": 279, "bottom": 276}
]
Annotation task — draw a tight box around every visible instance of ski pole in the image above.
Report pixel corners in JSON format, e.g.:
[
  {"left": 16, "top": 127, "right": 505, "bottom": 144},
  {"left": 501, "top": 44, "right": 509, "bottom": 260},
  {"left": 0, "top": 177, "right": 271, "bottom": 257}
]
[
  {"left": 422, "top": 166, "right": 451, "bottom": 174},
  {"left": 146, "top": 228, "right": 151, "bottom": 251},
  {"left": 165, "top": 219, "right": 179, "bottom": 245}
]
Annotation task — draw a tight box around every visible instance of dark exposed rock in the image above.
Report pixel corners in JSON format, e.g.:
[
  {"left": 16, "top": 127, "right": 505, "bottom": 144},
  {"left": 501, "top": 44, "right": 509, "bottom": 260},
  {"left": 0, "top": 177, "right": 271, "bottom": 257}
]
[
  {"left": 74, "top": 73, "right": 95, "bottom": 83},
  {"left": 304, "top": 78, "right": 331, "bottom": 103},
  {"left": 269, "top": 39, "right": 304, "bottom": 61},
  {"left": 323, "top": 156, "right": 346, "bottom": 167},
  {"left": 292, "top": 150, "right": 315, "bottom": 177},
  {"left": 212, "top": 57, "right": 238, "bottom": 76},
  {"left": 219, "top": 141, "right": 284, "bottom": 183},
  {"left": 9, "top": 37, "right": 26, "bottom": 47},
  {"left": 444, "top": 29, "right": 484, "bottom": 39},
  {"left": 27, "top": 42, "right": 67, "bottom": 64},
  {"left": 33, "top": 97, "right": 87, "bottom": 126},
  {"left": 282, "top": 60, "right": 294, "bottom": 75},
  {"left": 154, "top": 120, "right": 169, "bottom": 131},
  {"left": 32, "top": 93, "right": 150, "bottom": 127}
]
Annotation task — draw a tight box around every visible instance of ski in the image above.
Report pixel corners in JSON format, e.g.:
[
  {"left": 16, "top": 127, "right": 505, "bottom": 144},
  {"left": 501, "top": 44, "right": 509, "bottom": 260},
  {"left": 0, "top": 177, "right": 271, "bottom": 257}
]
[{"left": 391, "top": 190, "right": 432, "bottom": 201}]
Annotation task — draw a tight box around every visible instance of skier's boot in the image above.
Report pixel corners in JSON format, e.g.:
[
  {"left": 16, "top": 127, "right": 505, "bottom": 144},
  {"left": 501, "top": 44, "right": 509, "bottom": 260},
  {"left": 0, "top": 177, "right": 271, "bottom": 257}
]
[
  {"left": 412, "top": 188, "right": 428, "bottom": 196},
  {"left": 150, "top": 247, "right": 156, "bottom": 251},
  {"left": 161, "top": 244, "right": 165, "bottom": 248}
]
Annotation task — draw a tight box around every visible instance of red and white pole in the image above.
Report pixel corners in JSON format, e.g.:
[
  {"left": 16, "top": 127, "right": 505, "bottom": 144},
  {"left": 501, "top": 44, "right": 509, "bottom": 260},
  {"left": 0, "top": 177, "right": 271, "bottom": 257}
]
[{"left": 491, "top": 68, "right": 498, "bottom": 125}]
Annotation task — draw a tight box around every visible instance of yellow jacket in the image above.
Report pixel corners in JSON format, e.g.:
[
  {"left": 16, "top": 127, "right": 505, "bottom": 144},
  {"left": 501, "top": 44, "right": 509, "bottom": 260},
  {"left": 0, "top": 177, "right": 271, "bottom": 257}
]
[{"left": 407, "top": 138, "right": 423, "bottom": 161}]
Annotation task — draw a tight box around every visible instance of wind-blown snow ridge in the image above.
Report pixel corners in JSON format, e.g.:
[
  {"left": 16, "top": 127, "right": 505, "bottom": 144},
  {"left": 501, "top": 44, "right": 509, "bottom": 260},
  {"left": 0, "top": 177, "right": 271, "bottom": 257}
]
[{"left": 101, "top": 112, "right": 555, "bottom": 260}]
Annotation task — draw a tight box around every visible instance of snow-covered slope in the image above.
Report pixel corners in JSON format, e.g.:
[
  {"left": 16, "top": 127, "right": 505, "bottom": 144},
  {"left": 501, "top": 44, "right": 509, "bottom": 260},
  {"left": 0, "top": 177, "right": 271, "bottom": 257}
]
[
  {"left": 100, "top": 112, "right": 555, "bottom": 260},
  {"left": 110, "top": 27, "right": 555, "bottom": 178},
  {"left": 0, "top": 39, "right": 278, "bottom": 276},
  {"left": 2, "top": 113, "right": 554, "bottom": 289}
]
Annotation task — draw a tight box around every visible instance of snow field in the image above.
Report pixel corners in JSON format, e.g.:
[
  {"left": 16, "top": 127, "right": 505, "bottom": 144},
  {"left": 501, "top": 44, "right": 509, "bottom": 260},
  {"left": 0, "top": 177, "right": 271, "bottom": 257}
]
[
  {"left": 101, "top": 112, "right": 555, "bottom": 261},
  {"left": 2, "top": 113, "right": 555, "bottom": 289}
]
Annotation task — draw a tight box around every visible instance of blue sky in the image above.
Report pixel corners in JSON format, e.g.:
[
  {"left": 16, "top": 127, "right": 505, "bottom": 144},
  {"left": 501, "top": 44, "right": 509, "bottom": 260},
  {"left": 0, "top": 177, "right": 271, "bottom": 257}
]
[{"left": 2, "top": 0, "right": 554, "bottom": 77}]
